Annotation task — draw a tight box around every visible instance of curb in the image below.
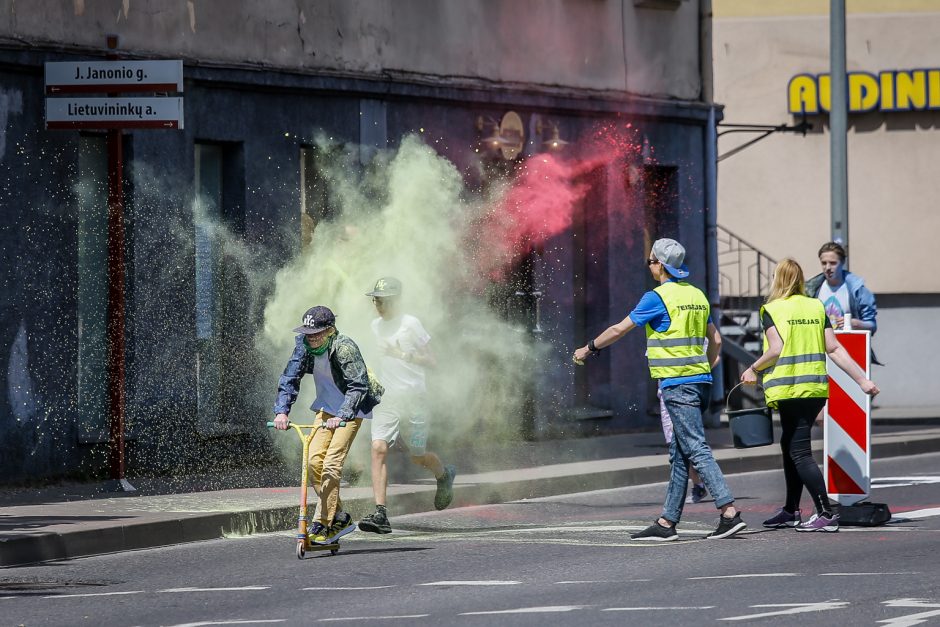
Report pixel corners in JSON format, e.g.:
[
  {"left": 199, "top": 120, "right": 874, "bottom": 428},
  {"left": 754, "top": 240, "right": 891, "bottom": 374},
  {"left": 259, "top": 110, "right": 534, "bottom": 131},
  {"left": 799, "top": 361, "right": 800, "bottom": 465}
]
[{"left": 3, "top": 432, "right": 939, "bottom": 567}]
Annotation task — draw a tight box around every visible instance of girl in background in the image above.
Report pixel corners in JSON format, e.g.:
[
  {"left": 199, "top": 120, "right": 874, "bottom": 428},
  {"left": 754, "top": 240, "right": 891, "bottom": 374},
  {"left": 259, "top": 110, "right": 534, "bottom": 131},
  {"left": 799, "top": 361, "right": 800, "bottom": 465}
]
[{"left": 741, "top": 259, "right": 878, "bottom": 532}]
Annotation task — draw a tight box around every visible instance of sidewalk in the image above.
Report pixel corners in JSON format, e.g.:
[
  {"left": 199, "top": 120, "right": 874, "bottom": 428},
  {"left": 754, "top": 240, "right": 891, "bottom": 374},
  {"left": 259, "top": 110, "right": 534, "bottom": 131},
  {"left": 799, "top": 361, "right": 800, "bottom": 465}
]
[{"left": 2, "top": 411, "right": 939, "bottom": 568}]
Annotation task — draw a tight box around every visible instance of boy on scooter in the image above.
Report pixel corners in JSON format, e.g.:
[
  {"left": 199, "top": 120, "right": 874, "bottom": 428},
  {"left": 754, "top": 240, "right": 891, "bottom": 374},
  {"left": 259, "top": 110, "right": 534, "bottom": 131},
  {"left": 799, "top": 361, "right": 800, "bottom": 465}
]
[{"left": 273, "top": 305, "right": 383, "bottom": 544}]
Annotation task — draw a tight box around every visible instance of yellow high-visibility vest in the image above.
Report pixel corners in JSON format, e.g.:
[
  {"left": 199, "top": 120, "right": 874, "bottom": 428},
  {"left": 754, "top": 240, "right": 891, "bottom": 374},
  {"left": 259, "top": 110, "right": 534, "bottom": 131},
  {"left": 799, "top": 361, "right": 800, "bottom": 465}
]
[
  {"left": 760, "top": 295, "right": 829, "bottom": 408},
  {"left": 646, "top": 281, "right": 711, "bottom": 379}
]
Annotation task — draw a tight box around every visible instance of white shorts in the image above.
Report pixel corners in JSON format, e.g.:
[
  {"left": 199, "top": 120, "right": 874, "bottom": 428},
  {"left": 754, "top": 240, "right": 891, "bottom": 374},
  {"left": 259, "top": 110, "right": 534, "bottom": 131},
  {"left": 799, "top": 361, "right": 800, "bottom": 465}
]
[{"left": 370, "top": 395, "right": 430, "bottom": 456}]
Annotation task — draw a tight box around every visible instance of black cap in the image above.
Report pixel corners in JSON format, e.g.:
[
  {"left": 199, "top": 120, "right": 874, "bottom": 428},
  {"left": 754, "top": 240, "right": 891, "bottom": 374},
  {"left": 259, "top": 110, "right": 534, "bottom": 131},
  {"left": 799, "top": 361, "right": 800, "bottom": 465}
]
[
  {"left": 292, "top": 305, "right": 336, "bottom": 334},
  {"left": 366, "top": 276, "right": 402, "bottom": 298}
]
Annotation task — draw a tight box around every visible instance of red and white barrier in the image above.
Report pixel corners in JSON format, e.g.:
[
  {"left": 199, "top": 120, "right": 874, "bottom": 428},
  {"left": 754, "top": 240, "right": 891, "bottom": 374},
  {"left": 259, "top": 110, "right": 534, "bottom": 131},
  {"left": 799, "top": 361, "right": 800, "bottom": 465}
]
[{"left": 823, "top": 325, "right": 872, "bottom": 506}]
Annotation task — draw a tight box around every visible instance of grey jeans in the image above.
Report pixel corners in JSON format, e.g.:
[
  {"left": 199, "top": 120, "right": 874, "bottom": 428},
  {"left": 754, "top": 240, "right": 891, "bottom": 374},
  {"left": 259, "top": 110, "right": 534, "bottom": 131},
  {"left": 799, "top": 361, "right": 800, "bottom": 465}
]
[{"left": 660, "top": 382, "right": 734, "bottom": 523}]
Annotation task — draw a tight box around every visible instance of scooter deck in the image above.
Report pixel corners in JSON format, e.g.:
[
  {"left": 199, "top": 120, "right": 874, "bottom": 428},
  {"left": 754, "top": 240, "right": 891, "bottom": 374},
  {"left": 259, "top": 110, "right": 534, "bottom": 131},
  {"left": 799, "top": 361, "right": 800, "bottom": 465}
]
[{"left": 298, "top": 540, "right": 341, "bottom": 559}]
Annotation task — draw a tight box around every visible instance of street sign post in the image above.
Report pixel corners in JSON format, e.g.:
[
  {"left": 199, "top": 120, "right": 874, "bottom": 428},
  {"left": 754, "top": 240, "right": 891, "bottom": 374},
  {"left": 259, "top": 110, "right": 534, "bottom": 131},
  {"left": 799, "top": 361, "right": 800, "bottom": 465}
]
[
  {"left": 46, "top": 97, "right": 184, "bottom": 129},
  {"left": 45, "top": 59, "right": 183, "bottom": 94},
  {"left": 45, "top": 46, "right": 184, "bottom": 492}
]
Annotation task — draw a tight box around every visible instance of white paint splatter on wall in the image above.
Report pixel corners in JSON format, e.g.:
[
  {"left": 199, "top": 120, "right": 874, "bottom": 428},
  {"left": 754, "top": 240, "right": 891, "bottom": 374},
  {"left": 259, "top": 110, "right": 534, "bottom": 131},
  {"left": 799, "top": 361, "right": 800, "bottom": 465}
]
[
  {"left": 7, "top": 321, "right": 39, "bottom": 425},
  {"left": 0, "top": 88, "right": 23, "bottom": 162}
]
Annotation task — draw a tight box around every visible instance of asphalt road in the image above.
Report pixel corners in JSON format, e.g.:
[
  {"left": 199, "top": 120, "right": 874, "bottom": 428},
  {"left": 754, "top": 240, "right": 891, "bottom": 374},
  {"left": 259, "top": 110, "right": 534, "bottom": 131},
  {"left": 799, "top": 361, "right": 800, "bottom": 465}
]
[{"left": 4, "top": 452, "right": 940, "bottom": 627}]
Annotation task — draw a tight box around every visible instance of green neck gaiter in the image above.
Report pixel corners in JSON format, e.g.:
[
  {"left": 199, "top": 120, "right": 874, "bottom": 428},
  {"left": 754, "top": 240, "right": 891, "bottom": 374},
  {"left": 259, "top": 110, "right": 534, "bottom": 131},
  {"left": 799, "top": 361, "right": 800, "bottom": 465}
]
[{"left": 304, "top": 333, "right": 335, "bottom": 357}]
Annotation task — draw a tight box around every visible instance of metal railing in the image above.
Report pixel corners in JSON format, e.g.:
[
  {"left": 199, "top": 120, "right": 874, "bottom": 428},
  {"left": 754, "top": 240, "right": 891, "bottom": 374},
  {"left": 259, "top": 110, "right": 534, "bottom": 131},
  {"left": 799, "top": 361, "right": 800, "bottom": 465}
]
[
  {"left": 717, "top": 224, "right": 777, "bottom": 311},
  {"left": 715, "top": 225, "right": 778, "bottom": 408}
]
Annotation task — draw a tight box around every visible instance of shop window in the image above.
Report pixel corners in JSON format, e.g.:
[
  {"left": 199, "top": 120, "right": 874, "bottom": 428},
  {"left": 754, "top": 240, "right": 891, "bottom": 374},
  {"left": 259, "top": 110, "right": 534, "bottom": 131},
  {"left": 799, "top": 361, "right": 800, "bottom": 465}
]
[
  {"left": 76, "top": 135, "right": 109, "bottom": 442},
  {"left": 640, "top": 163, "right": 679, "bottom": 413},
  {"left": 573, "top": 166, "right": 611, "bottom": 410},
  {"left": 642, "top": 164, "right": 680, "bottom": 257},
  {"left": 194, "top": 141, "right": 247, "bottom": 434}
]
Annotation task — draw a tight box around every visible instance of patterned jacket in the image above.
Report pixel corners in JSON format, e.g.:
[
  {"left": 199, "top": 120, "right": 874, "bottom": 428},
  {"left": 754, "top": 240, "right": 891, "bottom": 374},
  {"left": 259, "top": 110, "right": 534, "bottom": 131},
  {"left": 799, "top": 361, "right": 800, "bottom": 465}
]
[{"left": 273, "top": 333, "right": 383, "bottom": 420}]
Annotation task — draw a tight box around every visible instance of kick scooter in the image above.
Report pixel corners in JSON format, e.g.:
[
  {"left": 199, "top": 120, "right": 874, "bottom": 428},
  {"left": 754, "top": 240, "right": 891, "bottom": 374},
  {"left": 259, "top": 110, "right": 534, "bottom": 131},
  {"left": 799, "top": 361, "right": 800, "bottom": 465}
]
[{"left": 266, "top": 420, "right": 348, "bottom": 558}]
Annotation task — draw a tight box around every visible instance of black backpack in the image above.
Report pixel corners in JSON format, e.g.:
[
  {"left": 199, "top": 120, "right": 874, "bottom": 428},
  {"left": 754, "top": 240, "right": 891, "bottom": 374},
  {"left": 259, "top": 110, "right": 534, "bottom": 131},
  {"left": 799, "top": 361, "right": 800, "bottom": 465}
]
[{"left": 838, "top": 502, "right": 892, "bottom": 527}]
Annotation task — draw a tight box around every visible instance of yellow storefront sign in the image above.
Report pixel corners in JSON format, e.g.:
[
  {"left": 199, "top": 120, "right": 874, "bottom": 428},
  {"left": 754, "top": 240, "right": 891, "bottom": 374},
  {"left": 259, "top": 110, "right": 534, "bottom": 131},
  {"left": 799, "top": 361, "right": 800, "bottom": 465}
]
[{"left": 788, "top": 70, "right": 940, "bottom": 114}]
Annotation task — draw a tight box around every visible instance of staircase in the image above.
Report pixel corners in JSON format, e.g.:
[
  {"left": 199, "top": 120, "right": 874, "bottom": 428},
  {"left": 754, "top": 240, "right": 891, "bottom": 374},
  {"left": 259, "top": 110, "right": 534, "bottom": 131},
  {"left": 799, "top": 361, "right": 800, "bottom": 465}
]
[{"left": 716, "top": 225, "right": 776, "bottom": 409}]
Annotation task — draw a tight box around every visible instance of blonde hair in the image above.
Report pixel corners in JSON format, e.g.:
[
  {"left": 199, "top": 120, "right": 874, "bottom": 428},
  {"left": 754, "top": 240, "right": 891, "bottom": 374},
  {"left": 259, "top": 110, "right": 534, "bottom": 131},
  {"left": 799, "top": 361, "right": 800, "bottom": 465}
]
[{"left": 767, "top": 258, "right": 806, "bottom": 302}]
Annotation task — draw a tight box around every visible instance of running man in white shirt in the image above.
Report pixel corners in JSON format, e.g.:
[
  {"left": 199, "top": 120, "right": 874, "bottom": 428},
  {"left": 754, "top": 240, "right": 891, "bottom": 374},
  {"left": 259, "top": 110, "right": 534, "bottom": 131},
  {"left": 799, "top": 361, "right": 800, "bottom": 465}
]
[{"left": 358, "top": 277, "right": 457, "bottom": 534}]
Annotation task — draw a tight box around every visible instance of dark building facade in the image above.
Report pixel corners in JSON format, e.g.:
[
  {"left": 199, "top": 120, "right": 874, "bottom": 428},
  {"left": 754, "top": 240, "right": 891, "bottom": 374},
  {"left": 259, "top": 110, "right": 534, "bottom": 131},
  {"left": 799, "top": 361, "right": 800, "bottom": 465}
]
[{"left": 0, "top": 0, "right": 720, "bottom": 482}]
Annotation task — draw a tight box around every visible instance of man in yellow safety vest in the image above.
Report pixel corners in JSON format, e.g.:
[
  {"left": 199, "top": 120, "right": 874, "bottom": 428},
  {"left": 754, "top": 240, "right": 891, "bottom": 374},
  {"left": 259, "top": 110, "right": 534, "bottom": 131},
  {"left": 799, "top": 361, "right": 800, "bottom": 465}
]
[{"left": 574, "top": 238, "right": 746, "bottom": 541}]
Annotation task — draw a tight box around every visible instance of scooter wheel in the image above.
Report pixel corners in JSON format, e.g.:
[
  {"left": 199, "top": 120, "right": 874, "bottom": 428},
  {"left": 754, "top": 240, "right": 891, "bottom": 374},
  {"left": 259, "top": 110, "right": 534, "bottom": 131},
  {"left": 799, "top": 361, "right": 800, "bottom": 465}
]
[
  {"left": 330, "top": 547, "right": 339, "bottom": 556},
  {"left": 296, "top": 542, "right": 306, "bottom": 560}
]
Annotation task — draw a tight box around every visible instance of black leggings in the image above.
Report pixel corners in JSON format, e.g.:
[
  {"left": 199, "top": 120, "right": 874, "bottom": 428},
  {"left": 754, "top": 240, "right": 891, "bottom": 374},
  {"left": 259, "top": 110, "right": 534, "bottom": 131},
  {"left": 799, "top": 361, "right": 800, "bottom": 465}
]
[{"left": 778, "top": 397, "right": 831, "bottom": 515}]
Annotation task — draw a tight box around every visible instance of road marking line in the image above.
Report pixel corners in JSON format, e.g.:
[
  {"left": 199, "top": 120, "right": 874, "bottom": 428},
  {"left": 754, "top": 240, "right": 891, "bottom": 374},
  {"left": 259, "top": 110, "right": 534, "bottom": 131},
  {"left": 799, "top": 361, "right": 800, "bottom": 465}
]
[
  {"left": 422, "top": 523, "right": 700, "bottom": 536},
  {"left": 689, "top": 573, "right": 799, "bottom": 580},
  {"left": 318, "top": 615, "right": 428, "bottom": 622},
  {"left": 873, "top": 477, "right": 940, "bottom": 489},
  {"left": 467, "top": 524, "right": 648, "bottom": 534},
  {"left": 840, "top": 527, "right": 913, "bottom": 532},
  {"left": 603, "top": 606, "right": 715, "bottom": 611},
  {"left": 883, "top": 599, "right": 940, "bottom": 607},
  {"left": 556, "top": 579, "right": 651, "bottom": 584},
  {"left": 556, "top": 580, "right": 611, "bottom": 584},
  {"left": 460, "top": 606, "right": 586, "bottom": 615},
  {"left": 819, "top": 573, "right": 920, "bottom": 577},
  {"left": 305, "top": 586, "right": 395, "bottom": 591},
  {"left": 160, "top": 587, "right": 270, "bottom": 593},
  {"left": 880, "top": 598, "right": 940, "bottom": 626},
  {"left": 419, "top": 580, "right": 520, "bottom": 586},
  {"left": 166, "top": 621, "right": 285, "bottom": 627},
  {"left": 720, "top": 601, "right": 849, "bottom": 621},
  {"left": 42, "top": 590, "right": 144, "bottom": 599},
  {"left": 473, "top": 538, "right": 702, "bottom": 548},
  {"left": 892, "top": 507, "right": 940, "bottom": 520}
]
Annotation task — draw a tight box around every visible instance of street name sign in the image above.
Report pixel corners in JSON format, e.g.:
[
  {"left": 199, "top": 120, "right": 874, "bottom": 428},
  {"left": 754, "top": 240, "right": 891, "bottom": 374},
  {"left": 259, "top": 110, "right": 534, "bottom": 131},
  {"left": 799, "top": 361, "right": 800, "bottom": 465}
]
[
  {"left": 45, "top": 97, "right": 184, "bottom": 129},
  {"left": 45, "top": 60, "right": 183, "bottom": 94}
]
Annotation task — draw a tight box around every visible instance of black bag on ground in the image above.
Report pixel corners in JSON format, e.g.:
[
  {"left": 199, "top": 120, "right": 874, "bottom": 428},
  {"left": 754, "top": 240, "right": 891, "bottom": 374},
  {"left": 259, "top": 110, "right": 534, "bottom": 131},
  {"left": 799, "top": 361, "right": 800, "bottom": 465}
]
[
  {"left": 726, "top": 382, "right": 774, "bottom": 449},
  {"left": 837, "top": 502, "right": 892, "bottom": 527}
]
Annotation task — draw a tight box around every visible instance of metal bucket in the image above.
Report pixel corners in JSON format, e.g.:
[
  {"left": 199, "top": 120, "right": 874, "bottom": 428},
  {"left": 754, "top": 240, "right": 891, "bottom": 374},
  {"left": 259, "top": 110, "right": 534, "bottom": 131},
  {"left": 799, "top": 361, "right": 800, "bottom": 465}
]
[{"left": 726, "top": 382, "right": 774, "bottom": 449}]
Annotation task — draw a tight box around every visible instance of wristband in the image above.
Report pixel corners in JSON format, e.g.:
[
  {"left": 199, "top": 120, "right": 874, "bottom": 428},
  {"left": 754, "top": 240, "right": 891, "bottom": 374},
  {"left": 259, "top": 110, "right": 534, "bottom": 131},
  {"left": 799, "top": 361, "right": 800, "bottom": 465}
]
[
  {"left": 750, "top": 362, "right": 761, "bottom": 373},
  {"left": 588, "top": 339, "right": 599, "bottom": 353}
]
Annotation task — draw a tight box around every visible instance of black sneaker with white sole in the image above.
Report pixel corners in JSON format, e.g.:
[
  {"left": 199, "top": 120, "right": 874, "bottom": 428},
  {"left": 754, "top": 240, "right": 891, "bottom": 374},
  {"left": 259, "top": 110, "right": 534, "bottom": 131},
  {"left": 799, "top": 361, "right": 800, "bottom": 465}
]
[
  {"left": 630, "top": 521, "right": 679, "bottom": 542},
  {"left": 358, "top": 508, "right": 392, "bottom": 534},
  {"left": 706, "top": 512, "right": 747, "bottom": 539}
]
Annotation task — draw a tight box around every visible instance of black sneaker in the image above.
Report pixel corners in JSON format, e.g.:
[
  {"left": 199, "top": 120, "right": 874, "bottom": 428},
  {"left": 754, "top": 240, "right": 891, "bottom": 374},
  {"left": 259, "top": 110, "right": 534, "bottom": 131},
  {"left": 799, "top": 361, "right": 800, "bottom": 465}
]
[
  {"left": 434, "top": 464, "right": 457, "bottom": 511},
  {"left": 329, "top": 511, "right": 356, "bottom": 541},
  {"left": 309, "top": 522, "right": 329, "bottom": 545},
  {"left": 358, "top": 508, "right": 392, "bottom": 534},
  {"left": 707, "top": 512, "right": 747, "bottom": 539},
  {"left": 630, "top": 521, "right": 678, "bottom": 542}
]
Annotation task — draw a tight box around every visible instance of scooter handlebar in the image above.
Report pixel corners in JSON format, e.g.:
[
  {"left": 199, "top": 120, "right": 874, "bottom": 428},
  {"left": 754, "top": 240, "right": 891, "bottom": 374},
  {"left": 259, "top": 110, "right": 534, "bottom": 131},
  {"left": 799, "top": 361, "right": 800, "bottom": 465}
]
[{"left": 266, "top": 420, "right": 347, "bottom": 428}]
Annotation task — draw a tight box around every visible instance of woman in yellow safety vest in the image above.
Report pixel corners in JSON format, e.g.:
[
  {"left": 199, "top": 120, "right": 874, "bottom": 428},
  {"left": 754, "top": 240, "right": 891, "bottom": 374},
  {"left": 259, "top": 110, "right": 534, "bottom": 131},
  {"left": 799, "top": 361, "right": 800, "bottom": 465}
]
[{"left": 741, "top": 258, "right": 878, "bottom": 533}]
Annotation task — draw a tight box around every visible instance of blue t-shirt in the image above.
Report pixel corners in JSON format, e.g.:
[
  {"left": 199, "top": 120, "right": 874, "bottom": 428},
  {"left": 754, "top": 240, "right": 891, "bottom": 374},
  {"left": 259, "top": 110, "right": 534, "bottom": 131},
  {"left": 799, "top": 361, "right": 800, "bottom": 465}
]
[{"left": 628, "top": 280, "right": 713, "bottom": 389}]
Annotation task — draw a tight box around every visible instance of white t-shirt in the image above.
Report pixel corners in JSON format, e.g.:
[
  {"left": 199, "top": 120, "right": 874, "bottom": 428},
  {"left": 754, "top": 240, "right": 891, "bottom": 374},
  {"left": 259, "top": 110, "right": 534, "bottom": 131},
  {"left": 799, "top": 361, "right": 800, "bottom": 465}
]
[
  {"left": 310, "top": 352, "right": 370, "bottom": 418},
  {"left": 371, "top": 314, "right": 431, "bottom": 394},
  {"left": 818, "top": 281, "right": 850, "bottom": 328}
]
